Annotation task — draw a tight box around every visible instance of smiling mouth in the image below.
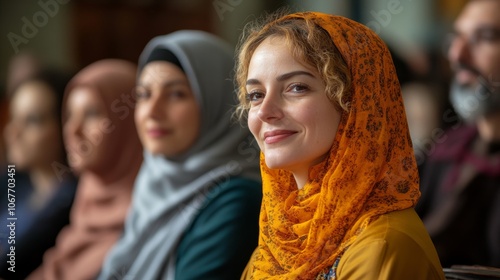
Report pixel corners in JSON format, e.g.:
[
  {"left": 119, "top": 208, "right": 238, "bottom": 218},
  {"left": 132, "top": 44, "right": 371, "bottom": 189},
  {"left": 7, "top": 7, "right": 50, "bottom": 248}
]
[
  {"left": 264, "top": 130, "right": 297, "bottom": 144},
  {"left": 147, "top": 128, "right": 171, "bottom": 138}
]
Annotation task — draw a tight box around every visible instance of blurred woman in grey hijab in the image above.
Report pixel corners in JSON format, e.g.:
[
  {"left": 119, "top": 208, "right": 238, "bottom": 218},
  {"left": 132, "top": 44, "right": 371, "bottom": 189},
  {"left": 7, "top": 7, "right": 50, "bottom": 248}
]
[{"left": 98, "top": 30, "right": 262, "bottom": 280}]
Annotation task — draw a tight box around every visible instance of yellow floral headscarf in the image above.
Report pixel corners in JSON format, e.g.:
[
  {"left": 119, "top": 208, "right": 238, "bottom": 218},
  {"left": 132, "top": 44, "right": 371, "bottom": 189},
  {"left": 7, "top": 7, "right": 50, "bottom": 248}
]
[{"left": 247, "top": 12, "right": 420, "bottom": 279}]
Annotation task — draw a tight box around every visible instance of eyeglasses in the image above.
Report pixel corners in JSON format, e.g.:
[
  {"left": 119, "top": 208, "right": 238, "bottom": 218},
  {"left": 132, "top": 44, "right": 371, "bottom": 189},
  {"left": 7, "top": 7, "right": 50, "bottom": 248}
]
[{"left": 444, "top": 25, "right": 500, "bottom": 54}]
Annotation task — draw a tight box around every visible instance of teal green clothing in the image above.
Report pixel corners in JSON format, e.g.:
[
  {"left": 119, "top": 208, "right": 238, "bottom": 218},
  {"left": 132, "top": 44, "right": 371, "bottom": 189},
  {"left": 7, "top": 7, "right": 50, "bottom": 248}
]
[{"left": 175, "top": 177, "right": 262, "bottom": 280}]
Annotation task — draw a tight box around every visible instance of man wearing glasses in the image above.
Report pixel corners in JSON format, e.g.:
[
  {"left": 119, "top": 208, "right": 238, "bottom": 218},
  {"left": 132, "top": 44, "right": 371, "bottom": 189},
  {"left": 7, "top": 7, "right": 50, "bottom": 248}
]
[{"left": 416, "top": 0, "right": 500, "bottom": 269}]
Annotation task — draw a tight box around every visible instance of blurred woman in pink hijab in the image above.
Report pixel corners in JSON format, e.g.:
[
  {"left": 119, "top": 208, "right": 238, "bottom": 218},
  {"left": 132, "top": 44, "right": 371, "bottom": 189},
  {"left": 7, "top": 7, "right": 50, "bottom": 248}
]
[{"left": 28, "top": 59, "right": 142, "bottom": 280}]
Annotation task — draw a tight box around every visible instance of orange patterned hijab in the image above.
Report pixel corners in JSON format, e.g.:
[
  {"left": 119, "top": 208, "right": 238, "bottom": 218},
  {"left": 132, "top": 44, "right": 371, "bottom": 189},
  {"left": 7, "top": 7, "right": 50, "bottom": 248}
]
[{"left": 247, "top": 12, "right": 420, "bottom": 279}]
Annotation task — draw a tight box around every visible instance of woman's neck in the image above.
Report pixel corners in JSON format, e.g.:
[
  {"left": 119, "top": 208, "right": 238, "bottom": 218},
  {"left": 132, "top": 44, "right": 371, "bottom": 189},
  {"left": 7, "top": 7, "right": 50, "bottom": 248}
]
[
  {"left": 29, "top": 165, "right": 60, "bottom": 209},
  {"left": 30, "top": 166, "right": 60, "bottom": 193},
  {"left": 292, "top": 170, "right": 308, "bottom": 190}
]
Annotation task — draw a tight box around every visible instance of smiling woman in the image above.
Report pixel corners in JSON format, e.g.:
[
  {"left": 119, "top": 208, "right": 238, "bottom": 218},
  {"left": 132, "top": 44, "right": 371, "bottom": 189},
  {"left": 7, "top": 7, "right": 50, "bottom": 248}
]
[
  {"left": 236, "top": 12, "right": 445, "bottom": 280},
  {"left": 98, "top": 30, "right": 262, "bottom": 280},
  {"left": 135, "top": 59, "right": 200, "bottom": 157},
  {"left": 246, "top": 38, "right": 342, "bottom": 188}
]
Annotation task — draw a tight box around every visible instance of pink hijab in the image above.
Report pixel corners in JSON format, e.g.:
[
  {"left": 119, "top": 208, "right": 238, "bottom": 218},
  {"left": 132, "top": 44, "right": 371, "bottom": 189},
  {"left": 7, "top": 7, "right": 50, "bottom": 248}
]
[{"left": 28, "top": 59, "right": 143, "bottom": 280}]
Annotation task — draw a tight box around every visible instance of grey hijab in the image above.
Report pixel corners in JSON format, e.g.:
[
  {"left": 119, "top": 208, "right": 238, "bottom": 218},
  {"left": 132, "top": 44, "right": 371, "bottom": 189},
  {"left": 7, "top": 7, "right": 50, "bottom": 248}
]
[{"left": 98, "top": 30, "right": 260, "bottom": 280}]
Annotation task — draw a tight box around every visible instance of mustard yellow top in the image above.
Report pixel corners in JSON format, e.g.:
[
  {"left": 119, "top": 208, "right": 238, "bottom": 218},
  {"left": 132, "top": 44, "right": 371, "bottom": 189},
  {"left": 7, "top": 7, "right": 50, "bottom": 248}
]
[
  {"left": 242, "top": 208, "right": 444, "bottom": 279},
  {"left": 336, "top": 208, "right": 445, "bottom": 280}
]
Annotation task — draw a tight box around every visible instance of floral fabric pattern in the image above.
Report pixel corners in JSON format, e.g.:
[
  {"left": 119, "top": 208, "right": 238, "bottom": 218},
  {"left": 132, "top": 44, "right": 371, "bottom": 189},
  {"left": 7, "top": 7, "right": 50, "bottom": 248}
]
[{"left": 248, "top": 12, "right": 420, "bottom": 279}]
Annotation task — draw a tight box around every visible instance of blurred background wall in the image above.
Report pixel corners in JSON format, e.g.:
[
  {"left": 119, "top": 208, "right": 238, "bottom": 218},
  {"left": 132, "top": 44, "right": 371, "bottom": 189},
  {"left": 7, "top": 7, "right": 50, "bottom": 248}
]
[{"left": 1, "top": 0, "right": 470, "bottom": 94}]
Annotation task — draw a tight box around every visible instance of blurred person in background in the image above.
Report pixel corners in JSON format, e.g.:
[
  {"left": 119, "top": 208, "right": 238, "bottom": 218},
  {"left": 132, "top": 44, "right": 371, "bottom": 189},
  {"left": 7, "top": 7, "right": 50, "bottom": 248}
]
[
  {"left": 390, "top": 44, "right": 456, "bottom": 173},
  {"left": 28, "top": 59, "right": 143, "bottom": 280},
  {"left": 5, "top": 52, "right": 43, "bottom": 98},
  {"left": 0, "top": 93, "right": 8, "bottom": 170},
  {"left": 0, "top": 52, "right": 43, "bottom": 172},
  {"left": 98, "top": 30, "right": 261, "bottom": 280},
  {"left": 402, "top": 81, "right": 452, "bottom": 173},
  {"left": 416, "top": 0, "right": 500, "bottom": 268},
  {"left": 0, "top": 70, "right": 77, "bottom": 280}
]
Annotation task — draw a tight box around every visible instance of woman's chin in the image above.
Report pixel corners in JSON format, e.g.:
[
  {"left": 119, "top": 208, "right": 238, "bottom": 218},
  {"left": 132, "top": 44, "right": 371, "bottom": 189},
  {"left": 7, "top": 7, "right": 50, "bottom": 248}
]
[{"left": 264, "top": 158, "right": 288, "bottom": 170}]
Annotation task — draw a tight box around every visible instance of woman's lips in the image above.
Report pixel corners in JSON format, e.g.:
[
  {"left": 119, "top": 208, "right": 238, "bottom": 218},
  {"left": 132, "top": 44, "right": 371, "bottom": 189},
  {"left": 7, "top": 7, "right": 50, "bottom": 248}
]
[
  {"left": 147, "top": 128, "right": 171, "bottom": 138},
  {"left": 264, "top": 130, "right": 297, "bottom": 144}
]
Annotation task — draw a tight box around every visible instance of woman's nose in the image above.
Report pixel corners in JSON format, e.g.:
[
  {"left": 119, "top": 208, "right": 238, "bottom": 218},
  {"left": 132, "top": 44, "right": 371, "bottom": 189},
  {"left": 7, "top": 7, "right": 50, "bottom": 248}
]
[
  {"left": 64, "top": 117, "right": 83, "bottom": 139},
  {"left": 144, "top": 92, "right": 165, "bottom": 120},
  {"left": 257, "top": 91, "right": 284, "bottom": 122}
]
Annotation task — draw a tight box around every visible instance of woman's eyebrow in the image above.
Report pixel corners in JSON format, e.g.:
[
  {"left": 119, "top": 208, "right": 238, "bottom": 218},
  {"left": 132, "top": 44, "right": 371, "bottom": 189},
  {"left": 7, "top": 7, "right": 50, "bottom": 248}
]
[
  {"left": 138, "top": 79, "right": 187, "bottom": 88},
  {"left": 276, "top": 70, "right": 314, "bottom": 81},
  {"left": 246, "top": 70, "right": 314, "bottom": 86},
  {"left": 246, "top": 78, "right": 261, "bottom": 86},
  {"left": 161, "top": 80, "right": 188, "bottom": 88}
]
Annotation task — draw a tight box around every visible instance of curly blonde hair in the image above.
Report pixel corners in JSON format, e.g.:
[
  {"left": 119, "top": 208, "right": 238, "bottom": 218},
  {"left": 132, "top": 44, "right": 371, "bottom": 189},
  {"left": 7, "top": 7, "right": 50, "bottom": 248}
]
[{"left": 234, "top": 12, "right": 352, "bottom": 120}]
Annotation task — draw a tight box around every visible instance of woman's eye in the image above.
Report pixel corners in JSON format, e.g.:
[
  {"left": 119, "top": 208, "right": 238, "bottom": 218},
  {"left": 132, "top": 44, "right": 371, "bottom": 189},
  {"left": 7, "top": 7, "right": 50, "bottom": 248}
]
[
  {"left": 246, "top": 91, "right": 264, "bottom": 103},
  {"left": 169, "top": 91, "right": 186, "bottom": 99},
  {"left": 134, "top": 88, "right": 150, "bottom": 100},
  {"left": 289, "top": 83, "right": 309, "bottom": 93},
  {"left": 26, "top": 115, "right": 43, "bottom": 125},
  {"left": 84, "top": 108, "right": 101, "bottom": 118}
]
